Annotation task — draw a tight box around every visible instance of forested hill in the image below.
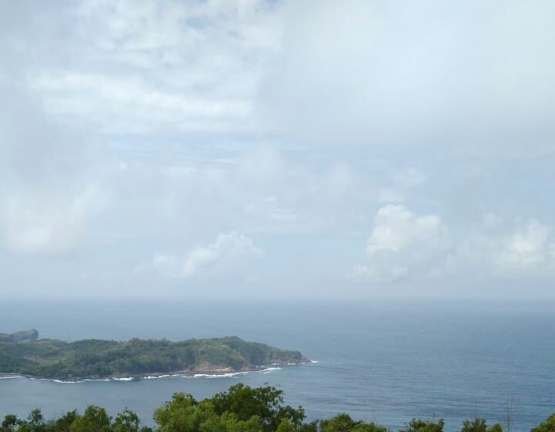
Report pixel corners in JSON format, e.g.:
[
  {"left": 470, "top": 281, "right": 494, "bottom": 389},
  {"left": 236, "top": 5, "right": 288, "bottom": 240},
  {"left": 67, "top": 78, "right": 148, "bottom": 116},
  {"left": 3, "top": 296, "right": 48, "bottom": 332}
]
[
  {"left": 0, "top": 329, "right": 38, "bottom": 342},
  {"left": 0, "top": 331, "right": 308, "bottom": 380}
]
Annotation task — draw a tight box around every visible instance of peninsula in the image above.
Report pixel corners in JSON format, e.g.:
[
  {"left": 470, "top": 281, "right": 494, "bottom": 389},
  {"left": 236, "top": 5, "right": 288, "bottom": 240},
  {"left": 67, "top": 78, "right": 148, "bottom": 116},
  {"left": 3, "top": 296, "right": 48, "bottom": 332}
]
[{"left": 0, "top": 330, "right": 309, "bottom": 381}]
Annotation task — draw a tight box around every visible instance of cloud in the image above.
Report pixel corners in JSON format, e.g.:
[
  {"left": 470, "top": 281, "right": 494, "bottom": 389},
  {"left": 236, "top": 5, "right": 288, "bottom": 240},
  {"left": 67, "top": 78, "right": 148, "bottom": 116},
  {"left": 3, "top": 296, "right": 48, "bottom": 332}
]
[
  {"left": 354, "top": 207, "right": 555, "bottom": 286},
  {"left": 12, "top": 0, "right": 553, "bottom": 155},
  {"left": 150, "top": 232, "right": 264, "bottom": 280},
  {"left": 1, "top": 185, "right": 104, "bottom": 255},
  {"left": 497, "top": 220, "right": 551, "bottom": 270},
  {"left": 259, "top": 0, "right": 555, "bottom": 154},
  {"left": 352, "top": 205, "right": 450, "bottom": 282},
  {"left": 23, "top": 0, "right": 283, "bottom": 137},
  {"left": 443, "top": 217, "right": 555, "bottom": 279},
  {"left": 1, "top": 1, "right": 554, "bottom": 299},
  {"left": 100, "top": 147, "right": 374, "bottom": 247},
  {"left": 0, "top": 74, "right": 106, "bottom": 256}
]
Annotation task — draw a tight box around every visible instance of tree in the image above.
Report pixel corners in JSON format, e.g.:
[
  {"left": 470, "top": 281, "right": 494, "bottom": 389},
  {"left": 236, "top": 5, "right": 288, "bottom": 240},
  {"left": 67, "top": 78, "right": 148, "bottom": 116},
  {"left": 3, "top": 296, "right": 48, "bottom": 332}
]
[
  {"left": 276, "top": 418, "right": 295, "bottom": 432},
  {"left": 50, "top": 410, "right": 78, "bottom": 432},
  {"left": 70, "top": 405, "right": 111, "bottom": 432},
  {"left": 459, "top": 418, "right": 503, "bottom": 432},
  {"left": 154, "top": 392, "right": 207, "bottom": 432},
  {"left": 351, "top": 422, "right": 388, "bottom": 432},
  {"left": 113, "top": 408, "right": 141, "bottom": 432},
  {"left": 207, "top": 412, "right": 263, "bottom": 432},
  {"left": 1, "top": 414, "right": 21, "bottom": 432},
  {"left": 460, "top": 418, "right": 487, "bottom": 432},
  {"left": 27, "top": 409, "right": 45, "bottom": 432},
  {"left": 320, "top": 414, "right": 357, "bottom": 432},
  {"left": 7, "top": 386, "right": 555, "bottom": 432},
  {"left": 532, "top": 414, "right": 555, "bottom": 432},
  {"left": 319, "top": 414, "right": 387, "bottom": 432},
  {"left": 400, "top": 418, "right": 445, "bottom": 432},
  {"left": 210, "top": 384, "right": 305, "bottom": 432}
]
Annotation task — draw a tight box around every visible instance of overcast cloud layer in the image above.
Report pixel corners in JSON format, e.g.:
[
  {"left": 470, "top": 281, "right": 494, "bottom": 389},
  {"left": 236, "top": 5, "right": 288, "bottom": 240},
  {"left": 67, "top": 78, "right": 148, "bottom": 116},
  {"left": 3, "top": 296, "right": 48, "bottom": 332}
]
[{"left": 1, "top": 0, "right": 554, "bottom": 299}]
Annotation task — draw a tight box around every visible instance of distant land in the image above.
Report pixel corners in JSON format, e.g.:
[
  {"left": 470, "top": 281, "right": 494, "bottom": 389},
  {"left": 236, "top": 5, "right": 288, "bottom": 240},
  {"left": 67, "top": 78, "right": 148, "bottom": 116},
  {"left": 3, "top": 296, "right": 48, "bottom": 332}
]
[{"left": 0, "top": 330, "right": 309, "bottom": 381}]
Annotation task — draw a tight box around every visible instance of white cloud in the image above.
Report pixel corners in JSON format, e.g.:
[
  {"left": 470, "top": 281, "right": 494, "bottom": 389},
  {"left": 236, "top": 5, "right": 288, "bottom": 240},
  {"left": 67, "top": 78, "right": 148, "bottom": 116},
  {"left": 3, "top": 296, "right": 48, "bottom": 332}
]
[
  {"left": 0, "top": 73, "right": 106, "bottom": 256},
  {"left": 443, "top": 218, "right": 555, "bottom": 279},
  {"left": 150, "top": 231, "right": 263, "bottom": 280},
  {"left": 497, "top": 220, "right": 551, "bottom": 270},
  {"left": 24, "top": 0, "right": 283, "bottom": 137},
  {"left": 33, "top": 73, "right": 252, "bottom": 135},
  {"left": 353, "top": 207, "right": 555, "bottom": 287},
  {"left": 1, "top": 185, "right": 104, "bottom": 255},
  {"left": 353, "top": 205, "right": 450, "bottom": 282},
  {"left": 366, "top": 205, "right": 447, "bottom": 256},
  {"left": 260, "top": 0, "right": 555, "bottom": 154},
  {"left": 100, "top": 147, "right": 374, "bottom": 246},
  {"left": 10, "top": 0, "right": 554, "bottom": 155},
  {"left": 1, "top": 1, "right": 555, "bottom": 299}
]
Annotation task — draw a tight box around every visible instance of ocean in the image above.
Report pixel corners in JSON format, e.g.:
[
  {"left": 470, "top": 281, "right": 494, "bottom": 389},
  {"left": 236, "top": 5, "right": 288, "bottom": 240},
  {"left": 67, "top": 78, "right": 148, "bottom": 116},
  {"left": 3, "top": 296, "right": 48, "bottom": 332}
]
[{"left": 0, "top": 299, "right": 554, "bottom": 432}]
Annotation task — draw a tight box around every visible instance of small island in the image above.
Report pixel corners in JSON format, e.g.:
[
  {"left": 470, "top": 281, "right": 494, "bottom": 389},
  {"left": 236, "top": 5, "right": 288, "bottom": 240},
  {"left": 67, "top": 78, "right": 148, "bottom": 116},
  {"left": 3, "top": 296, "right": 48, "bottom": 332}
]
[{"left": 0, "top": 330, "right": 309, "bottom": 381}]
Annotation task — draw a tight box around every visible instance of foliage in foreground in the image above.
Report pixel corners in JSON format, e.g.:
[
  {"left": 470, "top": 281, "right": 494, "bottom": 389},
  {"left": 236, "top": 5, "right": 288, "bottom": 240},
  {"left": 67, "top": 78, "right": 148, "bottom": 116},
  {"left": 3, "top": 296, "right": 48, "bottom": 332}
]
[{"left": 1, "top": 384, "right": 554, "bottom": 432}]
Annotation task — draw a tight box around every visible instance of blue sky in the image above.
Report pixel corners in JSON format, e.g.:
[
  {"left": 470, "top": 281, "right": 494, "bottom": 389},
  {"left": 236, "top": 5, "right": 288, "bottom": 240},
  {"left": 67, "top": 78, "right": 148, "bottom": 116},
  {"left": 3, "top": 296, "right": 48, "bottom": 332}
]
[{"left": 1, "top": 0, "right": 554, "bottom": 299}]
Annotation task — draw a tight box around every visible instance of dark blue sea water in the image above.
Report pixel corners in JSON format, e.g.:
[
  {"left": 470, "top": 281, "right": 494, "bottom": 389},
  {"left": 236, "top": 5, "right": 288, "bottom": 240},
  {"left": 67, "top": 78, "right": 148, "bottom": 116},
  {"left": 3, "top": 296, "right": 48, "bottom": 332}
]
[{"left": 1, "top": 299, "right": 554, "bottom": 432}]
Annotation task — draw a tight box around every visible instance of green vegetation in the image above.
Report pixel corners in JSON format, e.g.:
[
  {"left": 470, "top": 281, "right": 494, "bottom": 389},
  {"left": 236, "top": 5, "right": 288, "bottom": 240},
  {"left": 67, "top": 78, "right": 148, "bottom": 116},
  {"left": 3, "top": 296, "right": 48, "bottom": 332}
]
[
  {"left": 0, "top": 330, "right": 39, "bottom": 343},
  {"left": 531, "top": 414, "right": 555, "bottom": 432},
  {"left": 0, "top": 384, "right": 551, "bottom": 432},
  {"left": 0, "top": 331, "right": 308, "bottom": 380}
]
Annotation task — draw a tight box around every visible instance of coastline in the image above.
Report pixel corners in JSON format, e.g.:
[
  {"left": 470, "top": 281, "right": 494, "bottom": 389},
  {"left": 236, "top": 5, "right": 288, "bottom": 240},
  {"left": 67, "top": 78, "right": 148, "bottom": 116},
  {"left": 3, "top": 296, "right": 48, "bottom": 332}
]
[
  {"left": 0, "top": 361, "right": 309, "bottom": 383},
  {"left": 0, "top": 333, "right": 310, "bottom": 383}
]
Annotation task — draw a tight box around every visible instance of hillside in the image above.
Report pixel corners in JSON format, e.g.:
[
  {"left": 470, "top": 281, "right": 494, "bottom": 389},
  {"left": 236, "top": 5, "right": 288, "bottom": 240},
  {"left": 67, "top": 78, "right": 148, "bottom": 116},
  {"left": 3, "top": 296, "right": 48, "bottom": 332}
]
[{"left": 0, "top": 331, "right": 308, "bottom": 380}]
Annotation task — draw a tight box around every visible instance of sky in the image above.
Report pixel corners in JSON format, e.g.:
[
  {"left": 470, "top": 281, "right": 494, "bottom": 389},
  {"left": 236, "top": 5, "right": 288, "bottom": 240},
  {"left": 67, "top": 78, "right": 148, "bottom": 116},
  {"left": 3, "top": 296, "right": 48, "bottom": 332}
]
[{"left": 0, "top": 0, "right": 554, "bottom": 300}]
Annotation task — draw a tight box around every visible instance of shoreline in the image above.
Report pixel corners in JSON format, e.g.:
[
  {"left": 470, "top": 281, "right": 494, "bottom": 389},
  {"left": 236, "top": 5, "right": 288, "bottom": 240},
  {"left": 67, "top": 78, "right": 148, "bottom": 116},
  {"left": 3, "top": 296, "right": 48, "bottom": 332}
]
[
  {"left": 0, "top": 361, "right": 309, "bottom": 383},
  {"left": 1, "top": 333, "right": 310, "bottom": 383}
]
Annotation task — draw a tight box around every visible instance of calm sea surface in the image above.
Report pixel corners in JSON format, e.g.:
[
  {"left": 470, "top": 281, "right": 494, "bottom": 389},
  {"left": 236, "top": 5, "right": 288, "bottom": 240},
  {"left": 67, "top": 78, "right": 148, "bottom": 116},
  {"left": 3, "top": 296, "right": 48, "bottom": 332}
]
[{"left": 0, "top": 300, "right": 554, "bottom": 432}]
